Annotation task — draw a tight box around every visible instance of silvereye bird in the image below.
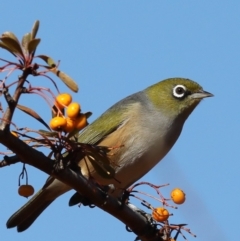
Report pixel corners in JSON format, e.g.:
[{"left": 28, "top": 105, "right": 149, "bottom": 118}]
[{"left": 6, "top": 78, "right": 213, "bottom": 232}]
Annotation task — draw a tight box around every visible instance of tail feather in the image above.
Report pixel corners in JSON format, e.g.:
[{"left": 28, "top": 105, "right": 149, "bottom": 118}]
[
  {"left": 7, "top": 177, "right": 71, "bottom": 231},
  {"left": 7, "top": 189, "right": 55, "bottom": 230},
  {"left": 17, "top": 200, "right": 54, "bottom": 232}
]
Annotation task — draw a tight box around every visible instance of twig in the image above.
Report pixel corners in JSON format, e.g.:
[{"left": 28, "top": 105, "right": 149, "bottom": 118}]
[
  {"left": 0, "top": 155, "right": 20, "bottom": 167},
  {"left": 0, "top": 67, "right": 31, "bottom": 130}
]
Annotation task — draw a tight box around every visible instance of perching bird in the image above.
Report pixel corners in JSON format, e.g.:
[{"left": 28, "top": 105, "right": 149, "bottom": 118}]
[{"left": 7, "top": 78, "right": 213, "bottom": 232}]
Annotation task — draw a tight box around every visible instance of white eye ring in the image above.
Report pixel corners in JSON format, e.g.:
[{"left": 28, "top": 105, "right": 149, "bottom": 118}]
[{"left": 173, "top": 85, "right": 187, "bottom": 98}]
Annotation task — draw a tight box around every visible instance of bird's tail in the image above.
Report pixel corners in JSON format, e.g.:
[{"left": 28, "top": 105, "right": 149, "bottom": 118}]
[{"left": 6, "top": 188, "right": 55, "bottom": 232}]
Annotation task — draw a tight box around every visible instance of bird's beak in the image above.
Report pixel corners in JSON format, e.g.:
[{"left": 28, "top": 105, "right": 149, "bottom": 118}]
[{"left": 190, "top": 90, "right": 214, "bottom": 99}]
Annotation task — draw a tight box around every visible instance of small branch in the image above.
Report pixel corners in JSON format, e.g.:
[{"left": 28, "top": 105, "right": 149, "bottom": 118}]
[
  {"left": 0, "top": 67, "right": 31, "bottom": 130},
  {"left": 0, "top": 155, "right": 20, "bottom": 167},
  {"left": 3, "top": 86, "right": 15, "bottom": 105}
]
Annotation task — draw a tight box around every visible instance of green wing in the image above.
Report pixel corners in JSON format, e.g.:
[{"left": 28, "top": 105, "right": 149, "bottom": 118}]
[
  {"left": 77, "top": 91, "right": 144, "bottom": 145},
  {"left": 77, "top": 104, "right": 126, "bottom": 145}
]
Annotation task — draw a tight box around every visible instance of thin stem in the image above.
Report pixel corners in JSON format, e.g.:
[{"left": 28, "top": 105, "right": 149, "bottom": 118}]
[{"left": 0, "top": 67, "right": 31, "bottom": 130}]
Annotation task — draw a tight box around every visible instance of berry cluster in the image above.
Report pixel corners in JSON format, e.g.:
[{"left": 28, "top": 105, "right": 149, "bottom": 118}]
[
  {"left": 50, "top": 93, "right": 87, "bottom": 133},
  {"left": 152, "top": 188, "right": 186, "bottom": 222}
]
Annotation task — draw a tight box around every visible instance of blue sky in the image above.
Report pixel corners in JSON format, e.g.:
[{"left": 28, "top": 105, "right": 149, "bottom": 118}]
[{"left": 0, "top": 1, "right": 239, "bottom": 240}]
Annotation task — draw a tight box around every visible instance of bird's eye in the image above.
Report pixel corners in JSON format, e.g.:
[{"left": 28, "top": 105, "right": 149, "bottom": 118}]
[{"left": 172, "top": 85, "right": 187, "bottom": 99}]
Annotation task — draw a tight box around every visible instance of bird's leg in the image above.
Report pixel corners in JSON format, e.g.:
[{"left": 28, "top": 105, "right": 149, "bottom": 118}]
[
  {"left": 52, "top": 149, "right": 81, "bottom": 173},
  {"left": 52, "top": 152, "right": 64, "bottom": 172}
]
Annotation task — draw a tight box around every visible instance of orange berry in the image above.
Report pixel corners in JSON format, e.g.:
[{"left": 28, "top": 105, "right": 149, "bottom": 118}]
[
  {"left": 152, "top": 207, "right": 169, "bottom": 222},
  {"left": 74, "top": 114, "right": 87, "bottom": 130},
  {"left": 18, "top": 185, "right": 34, "bottom": 198},
  {"left": 171, "top": 188, "right": 186, "bottom": 204},
  {"left": 63, "top": 117, "right": 75, "bottom": 133},
  {"left": 49, "top": 116, "right": 67, "bottom": 131},
  {"left": 66, "top": 102, "right": 81, "bottom": 118},
  {"left": 55, "top": 93, "right": 72, "bottom": 109}
]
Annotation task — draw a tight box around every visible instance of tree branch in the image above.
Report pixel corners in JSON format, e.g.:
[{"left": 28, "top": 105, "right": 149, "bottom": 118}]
[
  {"left": 0, "top": 130, "right": 162, "bottom": 241},
  {"left": 0, "top": 155, "right": 20, "bottom": 167}
]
